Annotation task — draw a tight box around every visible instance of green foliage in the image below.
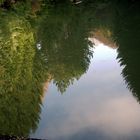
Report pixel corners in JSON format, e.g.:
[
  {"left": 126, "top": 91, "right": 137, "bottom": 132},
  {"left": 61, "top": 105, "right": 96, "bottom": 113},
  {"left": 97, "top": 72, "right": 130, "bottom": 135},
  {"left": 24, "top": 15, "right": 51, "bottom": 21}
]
[
  {"left": 0, "top": 12, "right": 43, "bottom": 136},
  {"left": 0, "top": 0, "right": 5, "bottom": 5}
]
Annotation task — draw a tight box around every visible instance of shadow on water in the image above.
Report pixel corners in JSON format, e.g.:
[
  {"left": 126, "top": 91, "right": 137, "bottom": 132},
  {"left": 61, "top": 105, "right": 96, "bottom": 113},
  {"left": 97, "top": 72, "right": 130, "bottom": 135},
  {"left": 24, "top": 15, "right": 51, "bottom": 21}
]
[{"left": 0, "top": 0, "right": 140, "bottom": 139}]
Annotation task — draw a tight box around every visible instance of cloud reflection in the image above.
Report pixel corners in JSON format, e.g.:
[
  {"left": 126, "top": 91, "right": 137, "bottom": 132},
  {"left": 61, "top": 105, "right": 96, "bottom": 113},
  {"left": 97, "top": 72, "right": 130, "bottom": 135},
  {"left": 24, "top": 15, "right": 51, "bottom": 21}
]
[{"left": 31, "top": 43, "right": 140, "bottom": 140}]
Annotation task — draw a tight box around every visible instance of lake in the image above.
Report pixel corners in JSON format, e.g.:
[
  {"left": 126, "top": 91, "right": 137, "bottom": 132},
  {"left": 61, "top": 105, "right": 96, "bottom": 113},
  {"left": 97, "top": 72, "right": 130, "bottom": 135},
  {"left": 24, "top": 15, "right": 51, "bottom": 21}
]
[{"left": 0, "top": 1, "right": 140, "bottom": 140}]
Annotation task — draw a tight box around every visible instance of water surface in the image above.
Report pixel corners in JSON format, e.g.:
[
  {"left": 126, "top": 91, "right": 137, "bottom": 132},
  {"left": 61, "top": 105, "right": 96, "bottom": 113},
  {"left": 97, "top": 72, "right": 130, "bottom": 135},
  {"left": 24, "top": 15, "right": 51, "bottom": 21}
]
[
  {"left": 0, "top": 1, "right": 140, "bottom": 140},
  {"left": 31, "top": 41, "right": 140, "bottom": 140}
]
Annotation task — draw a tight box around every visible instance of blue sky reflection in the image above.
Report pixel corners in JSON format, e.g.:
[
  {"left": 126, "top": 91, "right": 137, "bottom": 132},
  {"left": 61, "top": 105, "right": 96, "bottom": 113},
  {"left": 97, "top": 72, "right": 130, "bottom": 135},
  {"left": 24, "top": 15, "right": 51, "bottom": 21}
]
[{"left": 31, "top": 41, "right": 140, "bottom": 140}]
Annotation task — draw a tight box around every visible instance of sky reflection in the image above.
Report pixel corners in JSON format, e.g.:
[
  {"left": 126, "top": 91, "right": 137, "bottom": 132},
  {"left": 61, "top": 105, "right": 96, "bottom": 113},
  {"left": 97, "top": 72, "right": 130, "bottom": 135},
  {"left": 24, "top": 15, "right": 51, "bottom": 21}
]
[{"left": 31, "top": 42, "right": 140, "bottom": 140}]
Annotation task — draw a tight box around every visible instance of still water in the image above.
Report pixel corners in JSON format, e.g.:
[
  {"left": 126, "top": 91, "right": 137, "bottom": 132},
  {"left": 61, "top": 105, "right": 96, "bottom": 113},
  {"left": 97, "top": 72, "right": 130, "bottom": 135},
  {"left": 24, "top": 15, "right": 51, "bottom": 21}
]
[
  {"left": 0, "top": 1, "right": 140, "bottom": 140},
  {"left": 31, "top": 41, "right": 140, "bottom": 140}
]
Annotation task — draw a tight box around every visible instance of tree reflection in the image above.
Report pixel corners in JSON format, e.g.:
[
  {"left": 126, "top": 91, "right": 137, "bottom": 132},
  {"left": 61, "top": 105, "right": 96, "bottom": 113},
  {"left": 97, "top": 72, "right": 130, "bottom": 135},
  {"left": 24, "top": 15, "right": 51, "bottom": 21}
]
[
  {"left": 112, "top": 2, "right": 140, "bottom": 102},
  {"left": 38, "top": 5, "right": 93, "bottom": 93},
  {"left": 0, "top": 3, "right": 94, "bottom": 136}
]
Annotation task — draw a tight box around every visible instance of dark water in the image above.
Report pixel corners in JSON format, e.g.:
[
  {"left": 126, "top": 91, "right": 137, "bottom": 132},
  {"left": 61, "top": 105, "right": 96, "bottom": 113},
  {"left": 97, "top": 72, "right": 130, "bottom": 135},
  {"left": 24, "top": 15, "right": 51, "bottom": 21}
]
[{"left": 0, "top": 1, "right": 140, "bottom": 140}]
